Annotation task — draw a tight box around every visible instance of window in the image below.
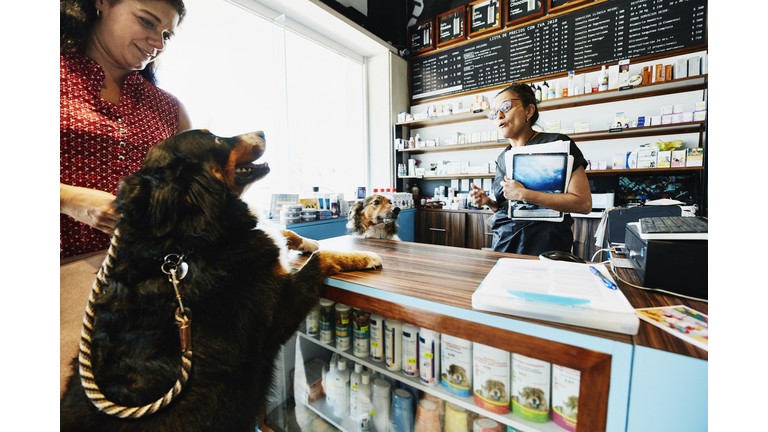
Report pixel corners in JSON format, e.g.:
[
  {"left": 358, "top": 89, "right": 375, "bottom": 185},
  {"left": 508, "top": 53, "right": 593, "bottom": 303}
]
[{"left": 156, "top": 0, "right": 365, "bottom": 212}]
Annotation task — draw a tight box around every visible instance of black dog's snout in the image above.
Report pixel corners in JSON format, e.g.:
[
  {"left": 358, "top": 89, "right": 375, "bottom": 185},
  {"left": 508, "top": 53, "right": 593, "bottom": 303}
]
[
  {"left": 392, "top": 207, "right": 401, "bottom": 215},
  {"left": 255, "top": 131, "right": 265, "bottom": 139}
]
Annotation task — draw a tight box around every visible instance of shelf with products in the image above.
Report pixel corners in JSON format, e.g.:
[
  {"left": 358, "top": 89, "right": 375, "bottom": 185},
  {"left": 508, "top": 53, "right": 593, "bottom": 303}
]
[
  {"left": 296, "top": 330, "right": 568, "bottom": 432},
  {"left": 397, "top": 166, "right": 703, "bottom": 181}
]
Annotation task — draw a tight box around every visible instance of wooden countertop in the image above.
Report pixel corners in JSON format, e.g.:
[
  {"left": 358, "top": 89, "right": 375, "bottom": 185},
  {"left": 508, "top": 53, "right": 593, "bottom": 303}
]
[{"left": 290, "top": 236, "right": 707, "bottom": 360}]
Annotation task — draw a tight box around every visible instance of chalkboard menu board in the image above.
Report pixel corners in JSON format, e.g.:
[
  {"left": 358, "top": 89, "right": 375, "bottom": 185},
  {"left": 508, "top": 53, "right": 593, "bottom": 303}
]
[{"left": 411, "top": 0, "right": 707, "bottom": 101}]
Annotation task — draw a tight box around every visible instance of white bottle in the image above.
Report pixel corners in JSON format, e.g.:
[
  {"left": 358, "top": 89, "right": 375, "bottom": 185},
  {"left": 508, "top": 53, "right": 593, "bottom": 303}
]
[
  {"left": 402, "top": 323, "right": 419, "bottom": 377},
  {"left": 384, "top": 319, "right": 404, "bottom": 372},
  {"left": 598, "top": 65, "right": 609, "bottom": 92},
  {"left": 535, "top": 85, "right": 542, "bottom": 102},
  {"left": 357, "top": 372, "right": 373, "bottom": 432},
  {"left": 541, "top": 81, "right": 549, "bottom": 101},
  {"left": 555, "top": 81, "right": 562, "bottom": 99},
  {"left": 350, "top": 363, "right": 363, "bottom": 419},
  {"left": 325, "top": 353, "right": 338, "bottom": 407},
  {"left": 419, "top": 328, "right": 441, "bottom": 386},
  {"left": 369, "top": 314, "right": 385, "bottom": 362},
  {"left": 371, "top": 378, "right": 391, "bottom": 432},
  {"left": 334, "top": 357, "right": 351, "bottom": 417}
]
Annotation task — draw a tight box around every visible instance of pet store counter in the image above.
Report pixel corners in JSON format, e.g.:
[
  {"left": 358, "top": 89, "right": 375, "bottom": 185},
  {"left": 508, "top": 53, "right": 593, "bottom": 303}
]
[{"left": 285, "top": 236, "right": 707, "bottom": 432}]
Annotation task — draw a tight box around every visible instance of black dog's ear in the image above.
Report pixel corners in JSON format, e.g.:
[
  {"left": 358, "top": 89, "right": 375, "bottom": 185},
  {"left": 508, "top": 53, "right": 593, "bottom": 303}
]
[{"left": 116, "top": 157, "right": 227, "bottom": 239}]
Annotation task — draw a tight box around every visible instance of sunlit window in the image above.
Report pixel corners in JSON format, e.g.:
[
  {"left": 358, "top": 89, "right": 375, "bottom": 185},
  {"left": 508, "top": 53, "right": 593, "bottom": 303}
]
[{"left": 156, "top": 0, "right": 365, "bottom": 212}]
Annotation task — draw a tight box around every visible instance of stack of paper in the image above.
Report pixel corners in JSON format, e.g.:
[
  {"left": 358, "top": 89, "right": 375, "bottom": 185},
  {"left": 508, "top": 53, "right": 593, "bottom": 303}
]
[{"left": 472, "top": 258, "right": 639, "bottom": 335}]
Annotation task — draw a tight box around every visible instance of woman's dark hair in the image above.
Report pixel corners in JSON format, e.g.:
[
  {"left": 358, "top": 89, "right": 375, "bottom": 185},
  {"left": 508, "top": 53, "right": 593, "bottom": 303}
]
[
  {"left": 495, "top": 82, "right": 539, "bottom": 125},
  {"left": 60, "top": 0, "right": 187, "bottom": 85}
]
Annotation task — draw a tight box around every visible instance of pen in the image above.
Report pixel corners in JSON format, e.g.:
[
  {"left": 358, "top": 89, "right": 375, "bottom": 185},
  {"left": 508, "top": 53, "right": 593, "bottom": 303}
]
[{"left": 590, "top": 266, "right": 617, "bottom": 290}]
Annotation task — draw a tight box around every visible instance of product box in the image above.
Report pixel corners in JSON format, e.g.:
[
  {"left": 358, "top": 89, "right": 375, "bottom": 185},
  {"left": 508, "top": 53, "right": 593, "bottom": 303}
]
[
  {"left": 293, "top": 358, "right": 327, "bottom": 404},
  {"left": 673, "top": 104, "right": 684, "bottom": 114},
  {"left": 619, "top": 60, "right": 630, "bottom": 87},
  {"left": 575, "top": 122, "right": 591, "bottom": 133},
  {"left": 661, "top": 115, "right": 673, "bottom": 125},
  {"left": 671, "top": 113, "right": 683, "bottom": 124},
  {"left": 637, "top": 148, "right": 658, "bottom": 168},
  {"left": 642, "top": 66, "right": 653, "bottom": 85},
  {"left": 546, "top": 121, "right": 561, "bottom": 133},
  {"left": 637, "top": 116, "right": 646, "bottom": 127},
  {"left": 596, "top": 161, "right": 607, "bottom": 170},
  {"left": 664, "top": 65, "right": 674, "bottom": 81},
  {"left": 657, "top": 151, "right": 671, "bottom": 168},
  {"left": 694, "top": 110, "right": 707, "bottom": 121},
  {"left": 694, "top": 101, "right": 707, "bottom": 112},
  {"left": 608, "top": 65, "right": 619, "bottom": 90},
  {"left": 650, "top": 116, "right": 662, "bottom": 126},
  {"left": 686, "top": 148, "right": 704, "bottom": 167},
  {"left": 661, "top": 105, "right": 673, "bottom": 116},
  {"left": 613, "top": 153, "right": 627, "bottom": 170},
  {"left": 682, "top": 112, "right": 693, "bottom": 122},
  {"left": 675, "top": 58, "right": 688, "bottom": 79},
  {"left": 654, "top": 64, "right": 665, "bottom": 82},
  {"left": 671, "top": 150, "right": 686, "bottom": 167},
  {"left": 688, "top": 56, "right": 701, "bottom": 76}
]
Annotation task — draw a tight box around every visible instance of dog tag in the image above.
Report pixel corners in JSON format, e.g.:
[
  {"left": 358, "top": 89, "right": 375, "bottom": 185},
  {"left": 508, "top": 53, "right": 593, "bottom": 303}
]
[{"left": 177, "top": 262, "right": 188, "bottom": 280}]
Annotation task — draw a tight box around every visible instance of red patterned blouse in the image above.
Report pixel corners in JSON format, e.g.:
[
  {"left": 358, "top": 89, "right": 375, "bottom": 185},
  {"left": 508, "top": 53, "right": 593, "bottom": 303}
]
[{"left": 60, "top": 52, "right": 180, "bottom": 259}]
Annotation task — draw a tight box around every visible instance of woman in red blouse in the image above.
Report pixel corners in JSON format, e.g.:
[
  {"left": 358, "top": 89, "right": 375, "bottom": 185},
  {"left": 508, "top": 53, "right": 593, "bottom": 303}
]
[{"left": 60, "top": 0, "right": 192, "bottom": 259}]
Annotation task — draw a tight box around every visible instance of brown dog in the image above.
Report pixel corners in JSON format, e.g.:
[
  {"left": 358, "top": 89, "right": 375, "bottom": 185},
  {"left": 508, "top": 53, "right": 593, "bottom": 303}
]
[
  {"left": 346, "top": 194, "right": 400, "bottom": 240},
  {"left": 519, "top": 386, "right": 549, "bottom": 412},
  {"left": 60, "top": 130, "right": 382, "bottom": 432}
]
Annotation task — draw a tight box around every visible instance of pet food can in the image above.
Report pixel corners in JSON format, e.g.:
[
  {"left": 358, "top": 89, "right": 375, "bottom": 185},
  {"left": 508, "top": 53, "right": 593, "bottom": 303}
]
[
  {"left": 418, "top": 328, "right": 440, "bottom": 386},
  {"left": 402, "top": 324, "right": 419, "bottom": 377},
  {"left": 473, "top": 418, "right": 501, "bottom": 432},
  {"left": 472, "top": 343, "right": 510, "bottom": 414},
  {"left": 305, "top": 303, "right": 320, "bottom": 338},
  {"left": 444, "top": 403, "right": 468, "bottom": 432},
  {"left": 319, "top": 298, "right": 335, "bottom": 344},
  {"left": 414, "top": 399, "right": 440, "bottom": 432},
  {"left": 352, "top": 308, "right": 371, "bottom": 358},
  {"left": 511, "top": 353, "right": 551, "bottom": 423},
  {"left": 301, "top": 208, "right": 318, "bottom": 221},
  {"left": 551, "top": 364, "right": 580, "bottom": 432},
  {"left": 335, "top": 303, "right": 352, "bottom": 351},
  {"left": 369, "top": 314, "right": 385, "bottom": 362},
  {"left": 385, "top": 319, "right": 404, "bottom": 372},
  {"left": 441, "top": 334, "right": 472, "bottom": 397}
]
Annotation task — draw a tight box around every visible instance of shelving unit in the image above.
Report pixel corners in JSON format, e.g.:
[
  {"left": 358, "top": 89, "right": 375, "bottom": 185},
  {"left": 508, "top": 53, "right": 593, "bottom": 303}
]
[{"left": 297, "top": 328, "right": 578, "bottom": 432}]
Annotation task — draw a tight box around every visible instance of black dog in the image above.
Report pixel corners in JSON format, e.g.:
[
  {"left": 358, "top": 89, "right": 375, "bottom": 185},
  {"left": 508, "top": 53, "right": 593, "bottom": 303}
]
[{"left": 60, "top": 130, "right": 382, "bottom": 431}]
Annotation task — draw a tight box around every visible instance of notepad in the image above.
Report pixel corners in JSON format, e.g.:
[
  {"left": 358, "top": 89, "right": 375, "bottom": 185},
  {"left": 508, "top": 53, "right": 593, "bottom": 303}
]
[{"left": 472, "top": 258, "right": 639, "bottom": 334}]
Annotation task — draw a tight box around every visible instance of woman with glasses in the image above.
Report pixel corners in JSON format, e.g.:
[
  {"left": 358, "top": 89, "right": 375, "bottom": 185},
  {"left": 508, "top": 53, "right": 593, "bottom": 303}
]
[{"left": 469, "top": 82, "right": 592, "bottom": 256}]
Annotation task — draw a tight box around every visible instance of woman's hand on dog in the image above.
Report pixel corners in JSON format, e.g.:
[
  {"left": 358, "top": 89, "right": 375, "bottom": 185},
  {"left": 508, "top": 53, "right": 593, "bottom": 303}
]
[{"left": 60, "top": 184, "right": 118, "bottom": 235}]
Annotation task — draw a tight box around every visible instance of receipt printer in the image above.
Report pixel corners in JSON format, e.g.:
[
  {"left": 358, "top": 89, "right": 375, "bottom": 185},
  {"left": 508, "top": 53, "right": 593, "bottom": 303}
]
[{"left": 624, "top": 223, "right": 708, "bottom": 299}]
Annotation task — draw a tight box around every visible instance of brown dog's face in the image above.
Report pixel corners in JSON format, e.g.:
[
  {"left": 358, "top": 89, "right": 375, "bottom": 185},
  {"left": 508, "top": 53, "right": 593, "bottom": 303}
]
[
  {"left": 357, "top": 195, "right": 400, "bottom": 225},
  {"left": 520, "top": 386, "right": 547, "bottom": 411},
  {"left": 144, "top": 129, "right": 270, "bottom": 197}
]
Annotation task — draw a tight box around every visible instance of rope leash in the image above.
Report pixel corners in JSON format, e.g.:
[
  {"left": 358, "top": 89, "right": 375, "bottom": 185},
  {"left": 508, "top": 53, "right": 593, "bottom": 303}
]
[{"left": 78, "top": 230, "right": 194, "bottom": 418}]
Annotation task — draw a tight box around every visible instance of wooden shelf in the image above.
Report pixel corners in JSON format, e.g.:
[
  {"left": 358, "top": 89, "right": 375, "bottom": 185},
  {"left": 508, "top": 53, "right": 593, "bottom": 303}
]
[
  {"left": 586, "top": 166, "right": 703, "bottom": 177},
  {"left": 395, "top": 76, "right": 707, "bottom": 130},
  {"left": 399, "top": 173, "right": 495, "bottom": 180}
]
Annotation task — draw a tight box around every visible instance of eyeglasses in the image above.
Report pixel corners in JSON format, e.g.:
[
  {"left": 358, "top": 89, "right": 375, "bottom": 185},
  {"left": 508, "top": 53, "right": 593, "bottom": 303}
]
[{"left": 486, "top": 98, "right": 521, "bottom": 120}]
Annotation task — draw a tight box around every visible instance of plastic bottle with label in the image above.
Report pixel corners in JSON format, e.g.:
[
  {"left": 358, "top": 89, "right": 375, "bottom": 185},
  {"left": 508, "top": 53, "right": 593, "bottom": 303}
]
[
  {"left": 357, "top": 372, "right": 373, "bottom": 432},
  {"left": 325, "top": 353, "right": 338, "bottom": 407},
  {"left": 334, "top": 357, "right": 350, "bottom": 417},
  {"left": 350, "top": 363, "right": 363, "bottom": 419},
  {"left": 402, "top": 324, "right": 419, "bottom": 377}
]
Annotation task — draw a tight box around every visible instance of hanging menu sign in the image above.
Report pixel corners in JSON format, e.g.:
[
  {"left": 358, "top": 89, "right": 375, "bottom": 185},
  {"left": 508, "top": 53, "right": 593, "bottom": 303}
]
[{"left": 410, "top": 0, "right": 707, "bottom": 101}]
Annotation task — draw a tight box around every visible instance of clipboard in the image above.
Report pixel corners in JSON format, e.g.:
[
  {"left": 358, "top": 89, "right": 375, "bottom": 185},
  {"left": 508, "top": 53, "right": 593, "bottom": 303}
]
[
  {"left": 504, "top": 141, "right": 573, "bottom": 222},
  {"left": 472, "top": 258, "right": 640, "bottom": 335}
]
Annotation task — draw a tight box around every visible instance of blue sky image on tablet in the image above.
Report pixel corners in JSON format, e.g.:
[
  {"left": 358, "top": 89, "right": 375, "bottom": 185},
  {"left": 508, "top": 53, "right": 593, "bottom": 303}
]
[{"left": 512, "top": 153, "right": 567, "bottom": 193}]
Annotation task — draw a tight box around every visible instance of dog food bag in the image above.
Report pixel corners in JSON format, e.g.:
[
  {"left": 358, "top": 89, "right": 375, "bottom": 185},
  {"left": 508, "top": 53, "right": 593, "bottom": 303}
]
[
  {"left": 472, "top": 343, "right": 510, "bottom": 414},
  {"left": 335, "top": 303, "right": 352, "bottom": 351},
  {"left": 551, "top": 364, "right": 580, "bottom": 432},
  {"left": 441, "top": 334, "right": 472, "bottom": 397},
  {"left": 319, "top": 299, "right": 335, "bottom": 344},
  {"left": 306, "top": 303, "right": 320, "bottom": 338},
  {"left": 418, "top": 328, "right": 441, "bottom": 386},
  {"left": 402, "top": 323, "right": 419, "bottom": 377},
  {"left": 370, "top": 314, "right": 385, "bottom": 362},
  {"left": 385, "top": 319, "right": 404, "bottom": 372},
  {"left": 511, "top": 353, "right": 551, "bottom": 423},
  {"left": 353, "top": 308, "right": 371, "bottom": 358}
]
